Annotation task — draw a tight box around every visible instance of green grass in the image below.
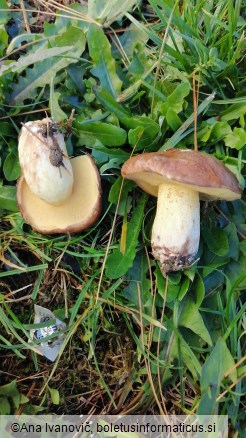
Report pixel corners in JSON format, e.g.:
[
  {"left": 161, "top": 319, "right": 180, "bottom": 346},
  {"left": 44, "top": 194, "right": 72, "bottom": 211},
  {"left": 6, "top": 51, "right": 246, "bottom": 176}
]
[{"left": 0, "top": 0, "right": 245, "bottom": 434}]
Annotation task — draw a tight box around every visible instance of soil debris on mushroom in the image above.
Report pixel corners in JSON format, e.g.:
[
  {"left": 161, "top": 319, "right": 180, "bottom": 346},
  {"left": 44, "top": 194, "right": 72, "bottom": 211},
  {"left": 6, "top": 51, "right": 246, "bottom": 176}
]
[{"left": 121, "top": 149, "right": 242, "bottom": 275}]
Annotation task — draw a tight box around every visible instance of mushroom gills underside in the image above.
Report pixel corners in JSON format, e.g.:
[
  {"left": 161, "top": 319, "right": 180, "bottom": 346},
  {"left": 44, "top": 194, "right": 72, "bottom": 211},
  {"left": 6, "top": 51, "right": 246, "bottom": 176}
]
[{"left": 151, "top": 183, "right": 200, "bottom": 275}]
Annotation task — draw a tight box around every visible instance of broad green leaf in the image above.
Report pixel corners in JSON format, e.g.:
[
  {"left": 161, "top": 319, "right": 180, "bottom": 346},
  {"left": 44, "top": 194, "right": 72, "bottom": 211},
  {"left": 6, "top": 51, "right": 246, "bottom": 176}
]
[
  {"left": 0, "top": 122, "right": 15, "bottom": 137},
  {"left": 100, "top": 157, "right": 124, "bottom": 174},
  {"left": 224, "top": 223, "right": 239, "bottom": 260},
  {"left": 112, "top": 24, "right": 148, "bottom": 58},
  {"left": 224, "top": 127, "right": 246, "bottom": 150},
  {"left": 220, "top": 102, "right": 246, "bottom": 121},
  {"left": 94, "top": 87, "right": 131, "bottom": 118},
  {"left": 0, "top": 380, "right": 21, "bottom": 409},
  {"left": 210, "top": 121, "right": 231, "bottom": 139},
  {"left": 44, "top": 3, "right": 88, "bottom": 36},
  {"left": 94, "top": 87, "right": 160, "bottom": 148},
  {"left": 156, "top": 266, "right": 180, "bottom": 303},
  {"left": 128, "top": 126, "right": 145, "bottom": 148},
  {"left": 160, "top": 82, "right": 190, "bottom": 116},
  {"left": 124, "top": 251, "right": 151, "bottom": 307},
  {"left": 92, "top": 143, "right": 129, "bottom": 166},
  {"left": 128, "top": 51, "right": 145, "bottom": 76},
  {"left": 239, "top": 240, "right": 246, "bottom": 256},
  {"left": 109, "top": 176, "right": 134, "bottom": 205},
  {"left": 48, "top": 386, "right": 60, "bottom": 405},
  {"left": 88, "top": 24, "right": 122, "bottom": 97},
  {"left": 166, "top": 108, "right": 182, "bottom": 131},
  {"left": 0, "top": 46, "right": 73, "bottom": 76},
  {"left": 177, "top": 276, "right": 190, "bottom": 301},
  {"left": 225, "top": 254, "right": 246, "bottom": 286},
  {"left": 88, "top": 0, "right": 138, "bottom": 25},
  {"left": 198, "top": 338, "right": 237, "bottom": 415},
  {"left": 189, "top": 274, "right": 205, "bottom": 307},
  {"left": 124, "top": 116, "right": 160, "bottom": 149},
  {"left": 202, "top": 224, "right": 229, "bottom": 256},
  {"left": 3, "top": 152, "right": 21, "bottom": 181},
  {"left": 0, "top": 0, "right": 10, "bottom": 24},
  {"left": 0, "top": 26, "right": 8, "bottom": 57},
  {"left": 0, "top": 186, "right": 18, "bottom": 212},
  {"left": 160, "top": 91, "right": 216, "bottom": 150},
  {"left": 9, "top": 27, "right": 85, "bottom": 104},
  {"left": 170, "top": 333, "right": 201, "bottom": 380},
  {"left": 6, "top": 33, "right": 43, "bottom": 55},
  {"left": 0, "top": 397, "right": 10, "bottom": 414},
  {"left": 105, "top": 193, "right": 147, "bottom": 279},
  {"left": 74, "top": 120, "right": 127, "bottom": 146},
  {"left": 121, "top": 115, "right": 159, "bottom": 133},
  {"left": 179, "top": 298, "right": 212, "bottom": 345}
]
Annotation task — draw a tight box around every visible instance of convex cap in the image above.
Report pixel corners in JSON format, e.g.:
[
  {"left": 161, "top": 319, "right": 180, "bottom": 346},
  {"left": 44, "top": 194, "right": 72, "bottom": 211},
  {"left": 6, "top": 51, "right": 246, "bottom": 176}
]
[{"left": 121, "top": 149, "right": 242, "bottom": 201}]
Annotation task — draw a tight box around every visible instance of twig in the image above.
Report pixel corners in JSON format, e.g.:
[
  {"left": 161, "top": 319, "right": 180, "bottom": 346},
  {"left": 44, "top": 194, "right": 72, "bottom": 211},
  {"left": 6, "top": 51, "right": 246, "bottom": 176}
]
[
  {"left": 20, "top": 0, "right": 31, "bottom": 33},
  {"left": 193, "top": 71, "right": 198, "bottom": 152}
]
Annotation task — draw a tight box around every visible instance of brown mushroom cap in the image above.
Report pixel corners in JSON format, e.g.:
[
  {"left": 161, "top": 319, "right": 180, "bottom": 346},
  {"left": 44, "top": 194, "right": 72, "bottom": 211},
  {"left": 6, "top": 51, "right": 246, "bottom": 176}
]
[
  {"left": 121, "top": 149, "right": 242, "bottom": 201},
  {"left": 17, "top": 155, "right": 102, "bottom": 234}
]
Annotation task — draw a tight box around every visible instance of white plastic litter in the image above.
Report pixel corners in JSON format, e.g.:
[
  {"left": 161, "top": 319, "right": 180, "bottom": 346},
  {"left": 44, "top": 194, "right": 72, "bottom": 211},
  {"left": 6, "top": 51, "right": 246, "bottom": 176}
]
[{"left": 30, "top": 305, "right": 66, "bottom": 362}]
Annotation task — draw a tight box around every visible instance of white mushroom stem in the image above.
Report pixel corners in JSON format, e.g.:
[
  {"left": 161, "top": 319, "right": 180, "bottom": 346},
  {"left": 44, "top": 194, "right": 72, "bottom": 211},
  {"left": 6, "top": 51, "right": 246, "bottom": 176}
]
[{"left": 151, "top": 183, "right": 200, "bottom": 275}]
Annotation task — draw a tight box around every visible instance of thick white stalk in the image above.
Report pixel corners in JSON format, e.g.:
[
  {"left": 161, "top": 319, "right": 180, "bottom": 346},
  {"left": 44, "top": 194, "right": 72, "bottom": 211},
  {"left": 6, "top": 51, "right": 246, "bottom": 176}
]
[{"left": 151, "top": 183, "right": 200, "bottom": 275}]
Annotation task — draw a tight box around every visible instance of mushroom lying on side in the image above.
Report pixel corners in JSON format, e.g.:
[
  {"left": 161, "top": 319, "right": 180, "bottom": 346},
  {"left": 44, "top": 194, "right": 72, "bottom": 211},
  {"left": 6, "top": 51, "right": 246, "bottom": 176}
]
[
  {"left": 121, "top": 149, "right": 242, "bottom": 275},
  {"left": 17, "top": 119, "right": 101, "bottom": 234},
  {"left": 18, "top": 119, "right": 74, "bottom": 205}
]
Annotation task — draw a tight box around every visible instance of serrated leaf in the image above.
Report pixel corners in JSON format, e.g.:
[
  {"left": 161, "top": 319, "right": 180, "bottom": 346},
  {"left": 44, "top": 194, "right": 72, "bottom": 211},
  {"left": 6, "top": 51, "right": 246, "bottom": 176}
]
[
  {"left": 7, "top": 33, "right": 43, "bottom": 55},
  {"left": 88, "top": 24, "right": 122, "bottom": 97},
  {"left": 0, "top": 46, "right": 73, "bottom": 76},
  {"left": 74, "top": 120, "right": 127, "bottom": 146},
  {"left": 0, "top": 186, "right": 18, "bottom": 212},
  {"left": 105, "top": 193, "right": 147, "bottom": 278},
  {"left": 9, "top": 27, "right": 85, "bottom": 104}
]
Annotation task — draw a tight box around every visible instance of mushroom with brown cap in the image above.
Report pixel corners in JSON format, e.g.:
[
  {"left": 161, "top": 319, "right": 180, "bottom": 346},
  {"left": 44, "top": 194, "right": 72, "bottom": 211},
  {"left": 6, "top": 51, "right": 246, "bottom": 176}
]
[
  {"left": 17, "top": 119, "right": 101, "bottom": 234},
  {"left": 121, "top": 149, "right": 242, "bottom": 275}
]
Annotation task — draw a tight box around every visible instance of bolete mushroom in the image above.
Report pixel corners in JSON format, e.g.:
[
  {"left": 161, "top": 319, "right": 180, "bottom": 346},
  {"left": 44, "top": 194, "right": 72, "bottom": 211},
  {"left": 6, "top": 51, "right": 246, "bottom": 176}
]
[
  {"left": 18, "top": 119, "right": 73, "bottom": 205},
  {"left": 17, "top": 119, "right": 101, "bottom": 234},
  {"left": 121, "top": 149, "right": 242, "bottom": 275}
]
